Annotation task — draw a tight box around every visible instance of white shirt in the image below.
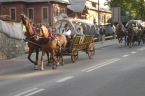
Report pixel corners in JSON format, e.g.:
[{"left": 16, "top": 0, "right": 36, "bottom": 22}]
[
  {"left": 112, "top": 26, "right": 116, "bottom": 32},
  {"left": 74, "top": 30, "right": 84, "bottom": 37},
  {"left": 62, "top": 29, "right": 71, "bottom": 36}
]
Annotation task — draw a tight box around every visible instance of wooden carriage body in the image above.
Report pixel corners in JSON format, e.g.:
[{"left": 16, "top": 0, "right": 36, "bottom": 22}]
[{"left": 64, "top": 35, "right": 95, "bottom": 63}]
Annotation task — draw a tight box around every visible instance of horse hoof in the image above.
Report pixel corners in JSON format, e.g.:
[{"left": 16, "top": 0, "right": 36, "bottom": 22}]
[
  {"left": 52, "top": 66, "right": 57, "bottom": 69},
  {"left": 39, "top": 67, "right": 44, "bottom": 71},
  {"left": 57, "top": 62, "right": 59, "bottom": 66},
  {"left": 34, "top": 66, "right": 38, "bottom": 70}
]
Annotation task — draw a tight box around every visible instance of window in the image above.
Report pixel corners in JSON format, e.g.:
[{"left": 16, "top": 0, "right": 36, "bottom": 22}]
[
  {"left": 54, "top": 8, "right": 59, "bottom": 16},
  {"left": 10, "top": 8, "right": 16, "bottom": 20},
  {"left": 61, "top": 8, "right": 65, "bottom": 14},
  {"left": 104, "top": 15, "right": 106, "bottom": 23},
  {"left": 42, "top": 8, "right": 47, "bottom": 19},
  {"left": 42, "top": 7, "right": 48, "bottom": 23},
  {"left": 101, "top": 15, "right": 104, "bottom": 23},
  {"left": 28, "top": 8, "right": 34, "bottom": 20},
  {"left": 92, "top": 2, "right": 96, "bottom": 8}
]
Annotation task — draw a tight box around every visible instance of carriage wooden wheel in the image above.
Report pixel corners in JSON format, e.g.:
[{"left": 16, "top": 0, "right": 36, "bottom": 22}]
[
  {"left": 71, "top": 48, "right": 78, "bottom": 63},
  {"left": 87, "top": 43, "right": 95, "bottom": 59}
]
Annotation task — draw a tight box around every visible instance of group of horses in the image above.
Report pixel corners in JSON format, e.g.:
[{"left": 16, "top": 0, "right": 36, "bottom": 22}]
[
  {"left": 21, "top": 14, "right": 67, "bottom": 71},
  {"left": 116, "top": 22, "right": 145, "bottom": 48}
]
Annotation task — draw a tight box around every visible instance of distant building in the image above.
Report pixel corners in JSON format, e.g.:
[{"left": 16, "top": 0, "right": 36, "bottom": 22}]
[
  {"left": 0, "top": 0, "right": 112, "bottom": 26},
  {"left": 67, "top": 0, "right": 112, "bottom": 25},
  {"left": 0, "top": 0, "right": 70, "bottom": 25}
]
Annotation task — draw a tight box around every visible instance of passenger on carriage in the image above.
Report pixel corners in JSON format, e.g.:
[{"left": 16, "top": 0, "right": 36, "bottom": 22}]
[
  {"left": 48, "top": 27, "right": 57, "bottom": 40},
  {"left": 61, "top": 24, "right": 72, "bottom": 48},
  {"left": 32, "top": 24, "right": 37, "bottom": 35},
  {"left": 74, "top": 27, "right": 84, "bottom": 37}
]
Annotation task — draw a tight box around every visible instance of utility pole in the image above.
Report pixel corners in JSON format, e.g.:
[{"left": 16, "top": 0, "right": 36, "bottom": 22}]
[{"left": 98, "top": 0, "right": 100, "bottom": 26}]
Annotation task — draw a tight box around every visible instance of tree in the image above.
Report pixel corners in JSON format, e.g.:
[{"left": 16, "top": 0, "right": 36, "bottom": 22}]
[{"left": 110, "top": 0, "right": 145, "bottom": 19}]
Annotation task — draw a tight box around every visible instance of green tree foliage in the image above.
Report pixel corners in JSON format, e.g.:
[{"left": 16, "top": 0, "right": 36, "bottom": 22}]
[{"left": 110, "top": 0, "right": 145, "bottom": 19}]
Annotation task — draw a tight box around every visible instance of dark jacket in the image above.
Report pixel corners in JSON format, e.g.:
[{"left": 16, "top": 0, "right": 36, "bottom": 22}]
[{"left": 99, "top": 28, "right": 106, "bottom": 35}]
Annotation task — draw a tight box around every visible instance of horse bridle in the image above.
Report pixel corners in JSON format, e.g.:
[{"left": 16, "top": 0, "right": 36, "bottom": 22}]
[{"left": 21, "top": 14, "right": 38, "bottom": 43}]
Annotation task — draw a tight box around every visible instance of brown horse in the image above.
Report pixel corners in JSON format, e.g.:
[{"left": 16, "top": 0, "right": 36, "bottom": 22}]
[
  {"left": 127, "top": 22, "right": 135, "bottom": 47},
  {"left": 21, "top": 14, "right": 50, "bottom": 70},
  {"left": 36, "top": 32, "right": 67, "bottom": 70},
  {"left": 116, "top": 22, "right": 127, "bottom": 47},
  {"left": 133, "top": 25, "right": 144, "bottom": 45}
]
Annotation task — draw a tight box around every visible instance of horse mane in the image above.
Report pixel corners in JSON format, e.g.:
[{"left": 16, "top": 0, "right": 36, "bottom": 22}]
[
  {"left": 128, "top": 22, "right": 134, "bottom": 31},
  {"left": 37, "top": 25, "right": 49, "bottom": 38},
  {"left": 116, "top": 22, "right": 125, "bottom": 32}
]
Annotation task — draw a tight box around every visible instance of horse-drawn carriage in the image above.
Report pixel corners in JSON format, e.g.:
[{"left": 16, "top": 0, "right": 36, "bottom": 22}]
[
  {"left": 116, "top": 20, "right": 145, "bottom": 48},
  {"left": 62, "top": 35, "right": 95, "bottom": 63},
  {"left": 53, "top": 14, "right": 95, "bottom": 63},
  {"left": 126, "top": 20, "right": 145, "bottom": 46},
  {"left": 21, "top": 14, "right": 96, "bottom": 70}
]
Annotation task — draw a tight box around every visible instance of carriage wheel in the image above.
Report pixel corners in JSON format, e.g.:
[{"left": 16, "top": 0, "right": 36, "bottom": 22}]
[
  {"left": 87, "top": 43, "right": 95, "bottom": 59},
  {"left": 71, "top": 48, "right": 78, "bottom": 63}
]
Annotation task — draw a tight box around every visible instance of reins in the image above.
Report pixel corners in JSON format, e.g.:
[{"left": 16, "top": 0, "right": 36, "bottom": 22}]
[{"left": 26, "top": 40, "right": 41, "bottom": 47}]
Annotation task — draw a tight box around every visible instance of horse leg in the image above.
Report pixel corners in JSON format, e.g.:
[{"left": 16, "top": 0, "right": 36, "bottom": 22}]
[
  {"left": 59, "top": 48, "right": 64, "bottom": 66},
  {"left": 129, "top": 36, "right": 134, "bottom": 48},
  {"left": 131, "top": 36, "right": 134, "bottom": 47},
  {"left": 126, "top": 37, "right": 129, "bottom": 46},
  {"left": 51, "top": 50, "right": 59, "bottom": 69},
  {"left": 28, "top": 48, "right": 38, "bottom": 70},
  {"left": 35, "top": 49, "right": 39, "bottom": 70},
  {"left": 120, "top": 38, "right": 123, "bottom": 47},
  {"left": 40, "top": 50, "right": 45, "bottom": 71},
  {"left": 46, "top": 52, "right": 50, "bottom": 66},
  {"left": 128, "top": 38, "right": 131, "bottom": 47},
  {"left": 118, "top": 38, "right": 121, "bottom": 47},
  {"left": 124, "top": 35, "right": 127, "bottom": 47}
]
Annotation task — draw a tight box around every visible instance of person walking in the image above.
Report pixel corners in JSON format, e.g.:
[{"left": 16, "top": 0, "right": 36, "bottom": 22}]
[
  {"left": 99, "top": 25, "right": 106, "bottom": 44},
  {"left": 112, "top": 25, "right": 116, "bottom": 39},
  {"left": 96, "top": 26, "right": 100, "bottom": 41}
]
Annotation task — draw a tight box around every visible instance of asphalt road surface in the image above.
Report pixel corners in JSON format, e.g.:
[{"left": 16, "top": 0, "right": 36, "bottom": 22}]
[{"left": 0, "top": 43, "right": 145, "bottom": 96}]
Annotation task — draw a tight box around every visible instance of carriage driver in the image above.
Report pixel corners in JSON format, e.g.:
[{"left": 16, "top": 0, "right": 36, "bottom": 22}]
[{"left": 61, "top": 24, "right": 72, "bottom": 48}]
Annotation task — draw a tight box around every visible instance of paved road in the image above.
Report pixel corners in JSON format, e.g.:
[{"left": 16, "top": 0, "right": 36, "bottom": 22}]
[
  {"left": 0, "top": 39, "right": 118, "bottom": 71},
  {"left": 1, "top": 39, "right": 145, "bottom": 96}
]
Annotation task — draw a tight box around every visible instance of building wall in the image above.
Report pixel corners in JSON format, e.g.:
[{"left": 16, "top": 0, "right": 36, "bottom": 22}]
[
  {"left": 0, "top": 2, "right": 67, "bottom": 25},
  {"left": 26, "top": 2, "right": 50, "bottom": 24},
  {"left": 0, "top": 32, "right": 25, "bottom": 61},
  {"left": 68, "top": 0, "right": 112, "bottom": 25},
  {"left": 0, "top": 2, "right": 26, "bottom": 22},
  {"left": 52, "top": 3, "right": 67, "bottom": 24},
  {"left": 99, "top": 11, "right": 112, "bottom": 25},
  {"left": 87, "top": 10, "right": 97, "bottom": 23}
]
